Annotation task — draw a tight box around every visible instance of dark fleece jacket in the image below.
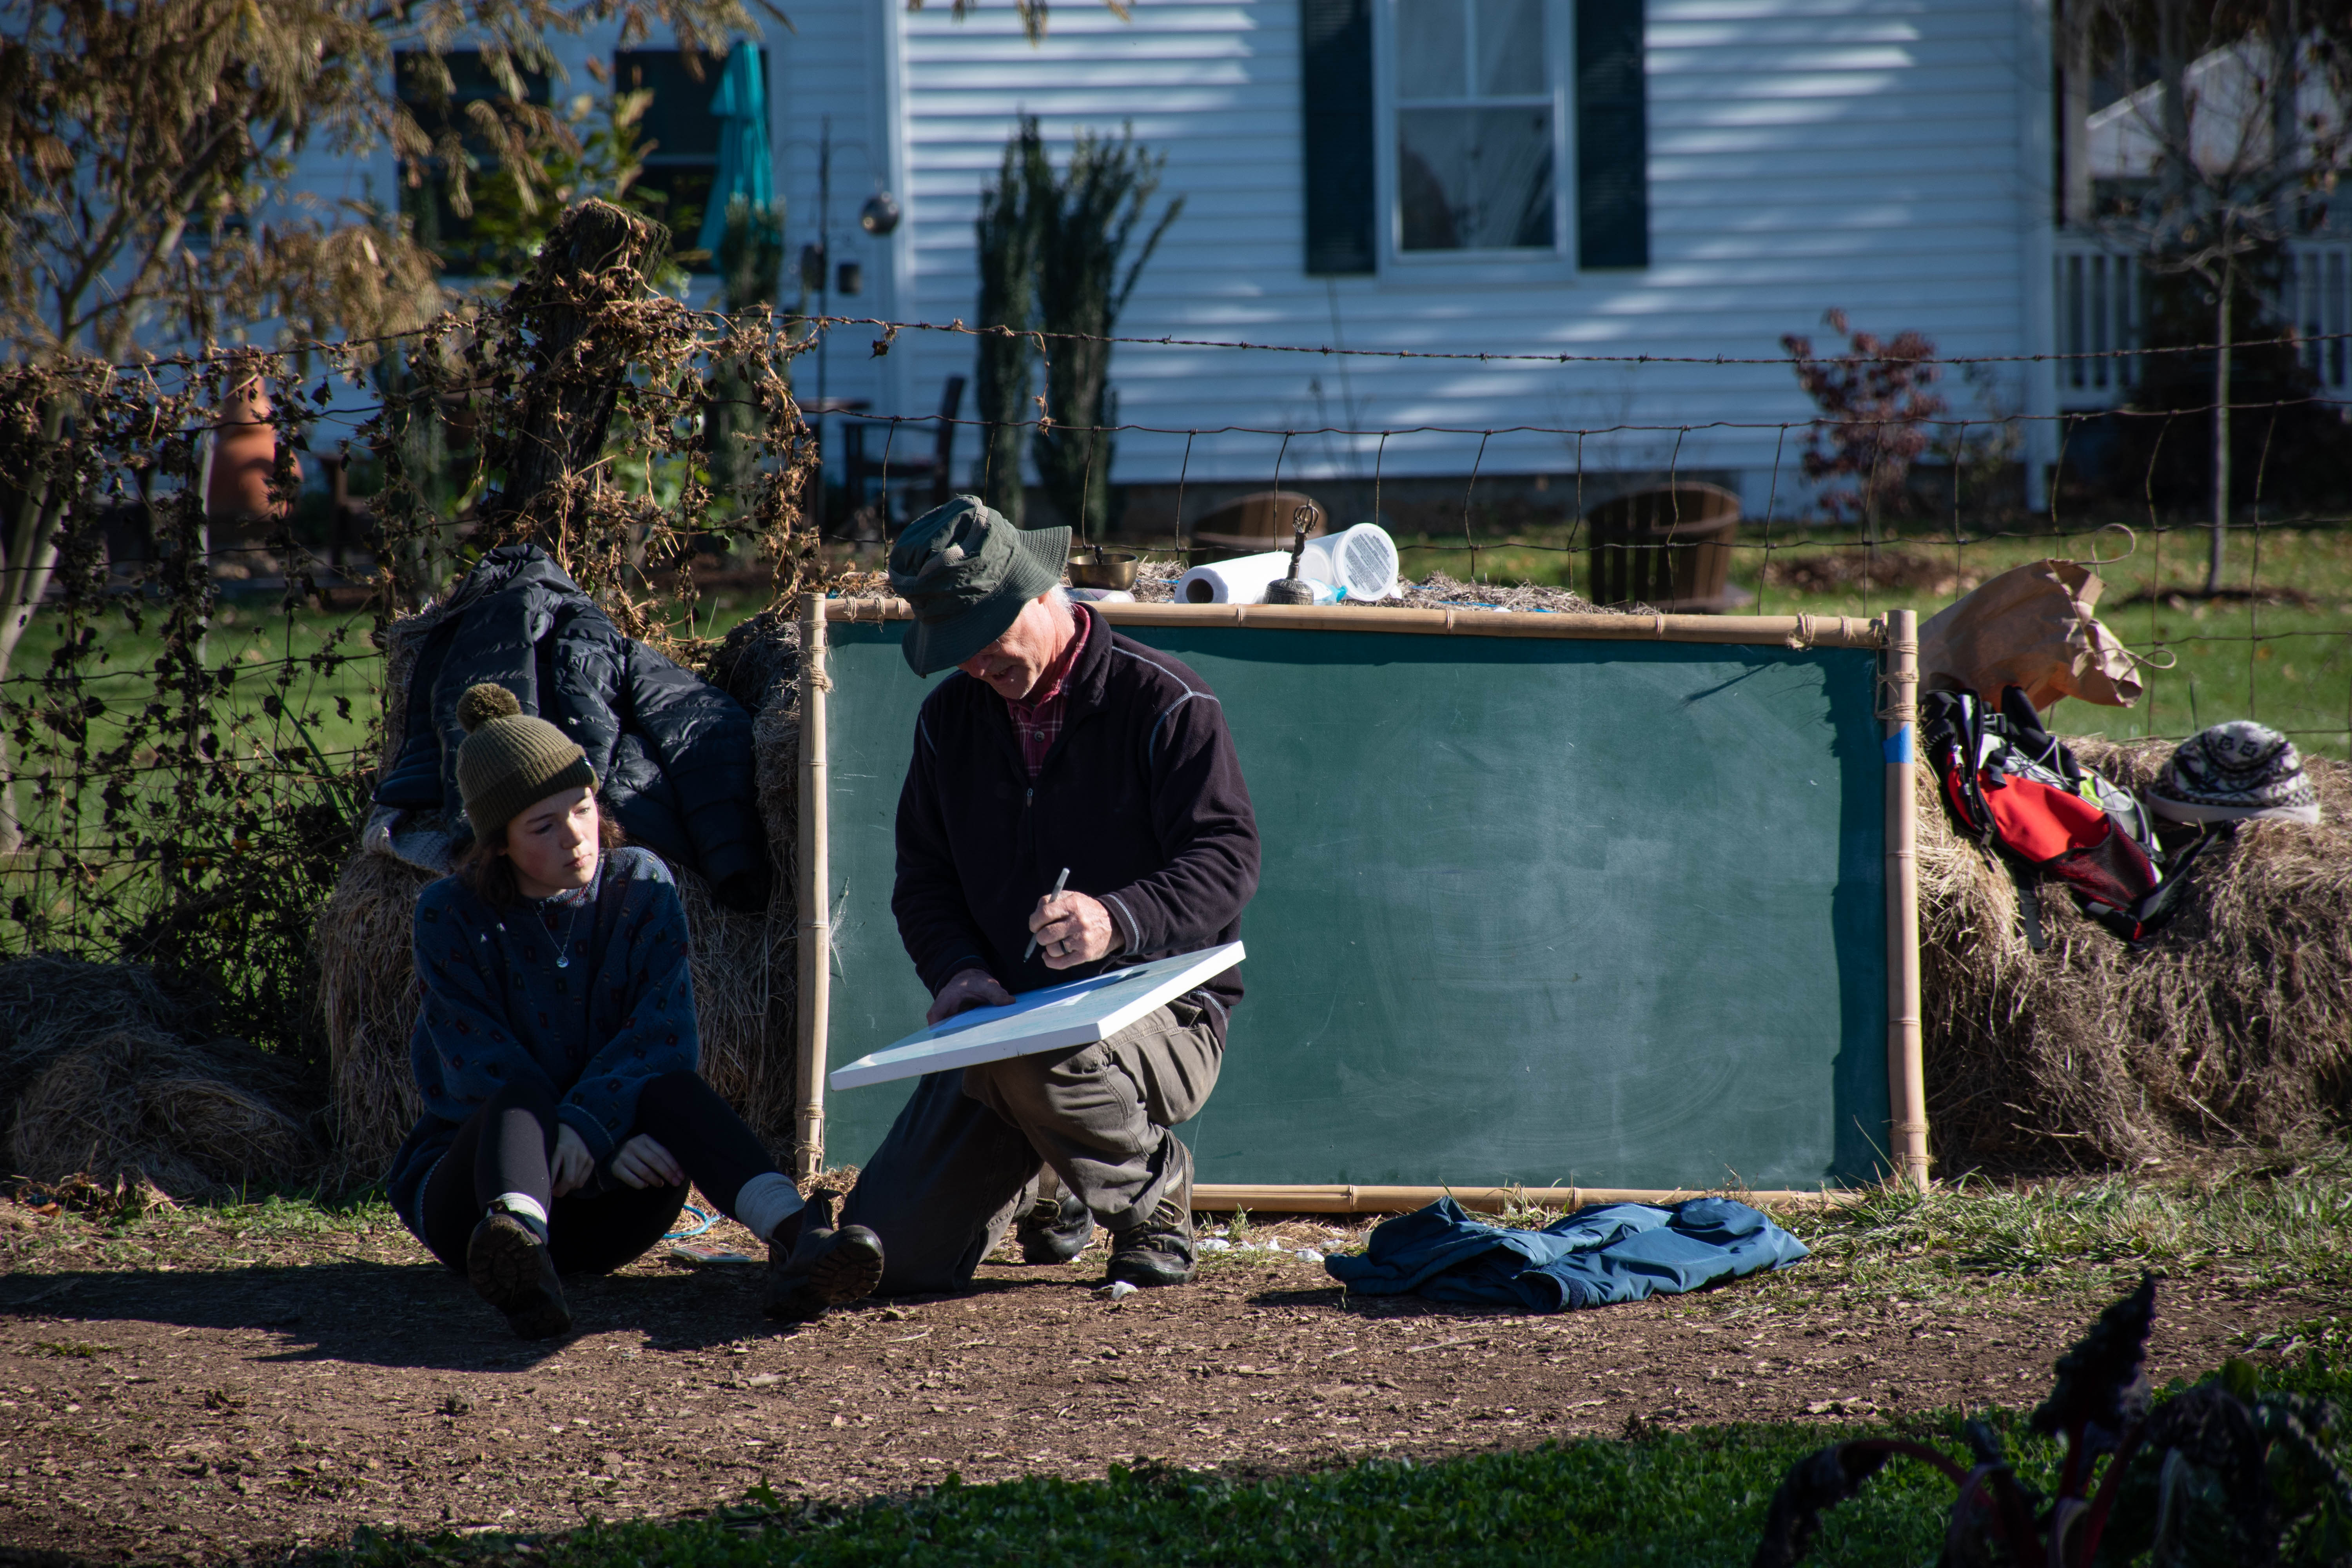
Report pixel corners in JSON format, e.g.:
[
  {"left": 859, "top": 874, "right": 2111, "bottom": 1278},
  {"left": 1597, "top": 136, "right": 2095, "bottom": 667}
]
[{"left": 892, "top": 606, "right": 1260, "bottom": 1034}]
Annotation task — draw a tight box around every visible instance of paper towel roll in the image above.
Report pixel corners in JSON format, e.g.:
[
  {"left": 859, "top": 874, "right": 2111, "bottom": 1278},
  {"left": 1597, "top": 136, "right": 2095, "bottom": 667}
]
[{"left": 1175, "top": 551, "right": 1294, "bottom": 604}]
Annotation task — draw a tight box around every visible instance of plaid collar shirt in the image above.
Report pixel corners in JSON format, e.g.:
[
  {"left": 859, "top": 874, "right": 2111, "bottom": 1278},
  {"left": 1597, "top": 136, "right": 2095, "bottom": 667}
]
[{"left": 1005, "top": 610, "right": 1092, "bottom": 779}]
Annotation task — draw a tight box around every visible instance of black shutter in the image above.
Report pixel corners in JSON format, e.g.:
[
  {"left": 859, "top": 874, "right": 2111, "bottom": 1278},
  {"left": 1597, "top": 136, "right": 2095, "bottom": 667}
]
[
  {"left": 1576, "top": 0, "right": 1649, "bottom": 269},
  {"left": 1301, "top": 0, "right": 1376, "bottom": 275}
]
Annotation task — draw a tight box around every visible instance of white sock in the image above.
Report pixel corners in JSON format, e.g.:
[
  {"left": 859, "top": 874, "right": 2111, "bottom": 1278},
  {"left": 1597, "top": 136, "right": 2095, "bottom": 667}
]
[
  {"left": 490, "top": 1191, "right": 548, "bottom": 1227},
  {"left": 733, "top": 1172, "right": 806, "bottom": 1242}
]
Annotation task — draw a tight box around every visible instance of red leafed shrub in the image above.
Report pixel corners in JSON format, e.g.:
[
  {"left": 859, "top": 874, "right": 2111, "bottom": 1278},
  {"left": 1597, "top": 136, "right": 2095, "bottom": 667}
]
[{"left": 1781, "top": 309, "right": 1948, "bottom": 525}]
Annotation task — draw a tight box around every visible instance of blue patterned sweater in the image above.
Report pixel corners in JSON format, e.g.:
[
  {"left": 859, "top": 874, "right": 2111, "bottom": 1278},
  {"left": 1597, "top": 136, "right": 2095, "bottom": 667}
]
[{"left": 385, "top": 846, "right": 701, "bottom": 1232}]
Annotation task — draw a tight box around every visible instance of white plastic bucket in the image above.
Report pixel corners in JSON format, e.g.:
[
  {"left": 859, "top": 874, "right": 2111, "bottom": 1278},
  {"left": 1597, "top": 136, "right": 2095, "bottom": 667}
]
[{"left": 1298, "top": 523, "right": 1400, "bottom": 601}]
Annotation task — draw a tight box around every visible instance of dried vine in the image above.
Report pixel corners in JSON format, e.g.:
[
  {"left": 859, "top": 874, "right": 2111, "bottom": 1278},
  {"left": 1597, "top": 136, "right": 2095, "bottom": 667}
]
[{"left": 0, "top": 200, "right": 821, "bottom": 1063}]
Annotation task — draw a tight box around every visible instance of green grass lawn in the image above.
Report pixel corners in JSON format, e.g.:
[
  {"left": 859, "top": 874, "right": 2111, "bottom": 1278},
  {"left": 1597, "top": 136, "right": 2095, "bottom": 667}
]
[
  {"left": 318, "top": 1423, "right": 1985, "bottom": 1568},
  {"left": 2, "top": 583, "right": 775, "bottom": 784},
  {"left": 1769, "top": 1151, "right": 2352, "bottom": 1302},
  {"left": 9, "top": 524, "right": 2340, "bottom": 785},
  {"left": 1392, "top": 519, "right": 2352, "bottom": 759},
  {"left": 303, "top": 1357, "right": 2346, "bottom": 1568},
  {"left": 0, "top": 579, "right": 779, "bottom": 861}
]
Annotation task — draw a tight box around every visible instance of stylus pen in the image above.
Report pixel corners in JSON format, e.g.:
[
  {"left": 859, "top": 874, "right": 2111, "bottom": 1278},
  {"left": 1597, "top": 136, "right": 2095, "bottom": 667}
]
[{"left": 1022, "top": 866, "right": 1071, "bottom": 961}]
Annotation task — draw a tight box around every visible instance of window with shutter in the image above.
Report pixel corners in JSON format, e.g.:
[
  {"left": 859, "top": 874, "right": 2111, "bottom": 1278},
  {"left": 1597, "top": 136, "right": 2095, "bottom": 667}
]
[
  {"left": 1315, "top": 0, "right": 1646, "bottom": 277},
  {"left": 1302, "top": 0, "right": 1378, "bottom": 274},
  {"left": 615, "top": 49, "right": 737, "bottom": 274},
  {"left": 1574, "top": 0, "right": 1648, "bottom": 269},
  {"left": 1395, "top": 0, "right": 1555, "bottom": 252},
  {"left": 394, "top": 51, "right": 552, "bottom": 278}
]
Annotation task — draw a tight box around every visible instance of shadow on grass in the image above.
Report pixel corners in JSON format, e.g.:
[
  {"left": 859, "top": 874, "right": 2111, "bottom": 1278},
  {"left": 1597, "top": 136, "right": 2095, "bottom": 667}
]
[
  {"left": 0, "top": 1256, "right": 800, "bottom": 1370},
  {"left": 0, "top": 1251, "right": 1126, "bottom": 1371},
  {"left": 1245, "top": 1282, "right": 1538, "bottom": 1319}
]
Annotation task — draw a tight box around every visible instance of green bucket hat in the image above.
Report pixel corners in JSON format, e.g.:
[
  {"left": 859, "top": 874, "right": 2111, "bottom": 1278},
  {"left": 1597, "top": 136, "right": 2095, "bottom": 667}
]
[{"left": 888, "top": 495, "right": 1070, "bottom": 676}]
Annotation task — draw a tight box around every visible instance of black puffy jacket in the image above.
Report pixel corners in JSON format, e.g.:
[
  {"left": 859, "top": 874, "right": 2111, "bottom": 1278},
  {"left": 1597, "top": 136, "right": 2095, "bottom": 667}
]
[{"left": 374, "top": 544, "right": 771, "bottom": 912}]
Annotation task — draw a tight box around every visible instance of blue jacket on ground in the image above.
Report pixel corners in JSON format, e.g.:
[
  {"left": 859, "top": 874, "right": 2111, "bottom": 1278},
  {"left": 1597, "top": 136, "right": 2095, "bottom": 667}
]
[
  {"left": 1325, "top": 1196, "right": 1809, "bottom": 1311},
  {"left": 385, "top": 846, "right": 700, "bottom": 1233}
]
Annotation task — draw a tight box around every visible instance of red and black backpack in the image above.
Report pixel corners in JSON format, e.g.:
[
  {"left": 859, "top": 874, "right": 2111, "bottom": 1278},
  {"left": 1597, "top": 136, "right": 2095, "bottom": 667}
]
[{"left": 1922, "top": 686, "right": 2204, "bottom": 946}]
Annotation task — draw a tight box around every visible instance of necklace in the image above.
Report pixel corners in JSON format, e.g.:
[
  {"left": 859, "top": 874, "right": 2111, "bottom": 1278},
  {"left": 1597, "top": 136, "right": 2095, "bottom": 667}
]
[{"left": 548, "top": 880, "right": 592, "bottom": 968}]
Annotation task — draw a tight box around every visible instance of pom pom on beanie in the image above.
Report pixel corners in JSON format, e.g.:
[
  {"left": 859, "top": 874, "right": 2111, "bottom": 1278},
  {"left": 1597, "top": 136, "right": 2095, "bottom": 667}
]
[{"left": 459, "top": 681, "right": 523, "bottom": 733}]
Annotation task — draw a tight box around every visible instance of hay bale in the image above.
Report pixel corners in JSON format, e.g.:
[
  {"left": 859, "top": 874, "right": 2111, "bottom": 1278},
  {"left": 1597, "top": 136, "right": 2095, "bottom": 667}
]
[
  {"left": 1920, "top": 739, "right": 2352, "bottom": 1171},
  {"left": 1127, "top": 559, "right": 1615, "bottom": 614},
  {"left": 314, "top": 849, "right": 436, "bottom": 1178},
  {"left": 315, "top": 605, "right": 804, "bottom": 1172},
  {"left": 0, "top": 955, "right": 318, "bottom": 1196},
  {"left": 0, "top": 953, "right": 200, "bottom": 1067},
  {"left": 373, "top": 596, "right": 458, "bottom": 778},
  {"left": 725, "top": 603, "right": 805, "bottom": 1153},
  {"left": 1390, "top": 572, "right": 1611, "bottom": 614},
  {"left": 675, "top": 864, "right": 793, "bottom": 1142}
]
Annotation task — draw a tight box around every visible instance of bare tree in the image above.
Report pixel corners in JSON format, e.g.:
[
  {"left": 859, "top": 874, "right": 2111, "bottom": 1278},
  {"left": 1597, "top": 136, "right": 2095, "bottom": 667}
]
[
  {"left": 0, "top": 0, "right": 756, "bottom": 848},
  {"left": 2074, "top": 0, "right": 2349, "bottom": 592}
]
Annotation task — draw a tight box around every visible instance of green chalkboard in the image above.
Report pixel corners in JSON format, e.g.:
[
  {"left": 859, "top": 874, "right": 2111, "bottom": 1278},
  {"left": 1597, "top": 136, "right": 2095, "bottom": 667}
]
[{"left": 818, "top": 615, "right": 1890, "bottom": 1191}]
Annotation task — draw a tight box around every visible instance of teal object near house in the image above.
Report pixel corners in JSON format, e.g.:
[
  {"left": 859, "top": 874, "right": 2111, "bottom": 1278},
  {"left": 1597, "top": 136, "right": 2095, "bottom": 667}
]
[
  {"left": 698, "top": 40, "right": 774, "bottom": 258},
  {"left": 809, "top": 608, "right": 1899, "bottom": 1195}
]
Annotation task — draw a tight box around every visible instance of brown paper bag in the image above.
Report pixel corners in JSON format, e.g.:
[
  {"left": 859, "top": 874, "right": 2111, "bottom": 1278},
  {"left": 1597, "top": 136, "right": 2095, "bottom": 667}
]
[{"left": 1918, "top": 557, "right": 2147, "bottom": 709}]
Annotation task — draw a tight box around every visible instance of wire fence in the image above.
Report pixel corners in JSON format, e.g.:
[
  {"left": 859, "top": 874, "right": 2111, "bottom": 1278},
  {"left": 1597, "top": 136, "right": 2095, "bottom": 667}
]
[{"left": 4, "top": 258, "right": 2348, "bottom": 1054}]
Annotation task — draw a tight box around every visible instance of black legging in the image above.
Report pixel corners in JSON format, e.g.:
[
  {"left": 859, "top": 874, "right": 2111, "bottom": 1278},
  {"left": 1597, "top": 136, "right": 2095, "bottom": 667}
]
[{"left": 418, "top": 1071, "right": 777, "bottom": 1276}]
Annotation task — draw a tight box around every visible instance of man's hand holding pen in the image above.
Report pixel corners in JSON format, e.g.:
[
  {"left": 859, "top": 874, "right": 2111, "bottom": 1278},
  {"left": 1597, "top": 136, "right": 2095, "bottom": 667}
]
[{"left": 1028, "top": 889, "right": 1117, "bottom": 970}]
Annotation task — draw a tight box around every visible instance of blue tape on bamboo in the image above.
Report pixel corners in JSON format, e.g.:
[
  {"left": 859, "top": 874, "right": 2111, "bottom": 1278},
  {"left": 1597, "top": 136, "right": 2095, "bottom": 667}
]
[{"left": 1884, "top": 725, "right": 1915, "bottom": 764}]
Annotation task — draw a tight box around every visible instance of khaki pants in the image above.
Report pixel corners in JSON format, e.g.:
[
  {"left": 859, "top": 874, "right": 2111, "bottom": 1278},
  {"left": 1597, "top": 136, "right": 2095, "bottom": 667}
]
[{"left": 838, "top": 1001, "right": 1220, "bottom": 1295}]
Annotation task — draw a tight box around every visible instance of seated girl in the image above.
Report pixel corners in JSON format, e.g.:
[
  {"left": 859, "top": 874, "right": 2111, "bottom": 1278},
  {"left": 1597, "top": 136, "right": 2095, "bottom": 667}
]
[{"left": 385, "top": 682, "right": 884, "bottom": 1339}]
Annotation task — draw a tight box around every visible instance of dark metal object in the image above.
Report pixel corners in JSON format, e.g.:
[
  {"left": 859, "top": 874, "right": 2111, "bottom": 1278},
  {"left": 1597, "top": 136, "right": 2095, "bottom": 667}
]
[{"left": 1261, "top": 502, "right": 1319, "bottom": 604}]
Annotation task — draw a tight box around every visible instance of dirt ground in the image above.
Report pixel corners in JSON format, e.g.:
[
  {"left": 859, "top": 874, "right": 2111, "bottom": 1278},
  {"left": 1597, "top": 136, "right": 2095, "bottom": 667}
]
[{"left": 0, "top": 1197, "right": 2321, "bottom": 1565}]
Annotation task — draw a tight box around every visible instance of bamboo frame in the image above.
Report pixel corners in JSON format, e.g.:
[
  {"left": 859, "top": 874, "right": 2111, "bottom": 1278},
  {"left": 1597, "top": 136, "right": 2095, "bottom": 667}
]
[
  {"left": 1883, "top": 608, "right": 1930, "bottom": 1191},
  {"left": 1192, "top": 1184, "right": 1856, "bottom": 1214},
  {"left": 822, "top": 595, "right": 1883, "bottom": 650},
  {"left": 792, "top": 593, "right": 831, "bottom": 1179},
  {"left": 794, "top": 594, "right": 1925, "bottom": 1189}
]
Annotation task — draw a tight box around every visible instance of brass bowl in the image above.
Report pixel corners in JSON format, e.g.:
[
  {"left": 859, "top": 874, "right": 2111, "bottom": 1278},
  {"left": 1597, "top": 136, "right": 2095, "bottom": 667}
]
[{"left": 1068, "top": 548, "right": 1139, "bottom": 591}]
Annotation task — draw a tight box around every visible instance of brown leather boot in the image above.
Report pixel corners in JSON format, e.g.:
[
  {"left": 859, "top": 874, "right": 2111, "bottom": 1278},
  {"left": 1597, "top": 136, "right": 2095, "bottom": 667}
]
[
  {"left": 466, "top": 1209, "right": 572, "bottom": 1340},
  {"left": 1016, "top": 1193, "right": 1096, "bottom": 1264},
  {"left": 763, "top": 1190, "right": 886, "bottom": 1323},
  {"left": 1105, "top": 1149, "right": 1195, "bottom": 1288}
]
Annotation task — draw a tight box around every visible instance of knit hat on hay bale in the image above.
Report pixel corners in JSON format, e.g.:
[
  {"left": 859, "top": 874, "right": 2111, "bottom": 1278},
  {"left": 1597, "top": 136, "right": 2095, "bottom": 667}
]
[{"left": 454, "top": 682, "right": 597, "bottom": 840}]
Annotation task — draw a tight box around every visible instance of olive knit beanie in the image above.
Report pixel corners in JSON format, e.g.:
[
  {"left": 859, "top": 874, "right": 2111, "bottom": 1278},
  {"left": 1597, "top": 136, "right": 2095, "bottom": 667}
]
[{"left": 453, "top": 683, "right": 597, "bottom": 842}]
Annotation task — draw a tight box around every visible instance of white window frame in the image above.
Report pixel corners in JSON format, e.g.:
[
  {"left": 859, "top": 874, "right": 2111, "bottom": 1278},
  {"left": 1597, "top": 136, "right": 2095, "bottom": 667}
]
[{"left": 1373, "top": 0, "right": 1578, "bottom": 285}]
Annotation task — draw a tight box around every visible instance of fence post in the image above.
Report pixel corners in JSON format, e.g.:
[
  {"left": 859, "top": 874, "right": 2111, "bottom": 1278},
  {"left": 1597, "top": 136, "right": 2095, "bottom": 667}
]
[
  {"left": 794, "top": 593, "right": 832, "bottom": 1179},
  {"left": 1884, "top": 608, "right": 1929, "bottom": 1191},
  {"left": 486, "top": 199, "right": 672, "bottom": 535}
]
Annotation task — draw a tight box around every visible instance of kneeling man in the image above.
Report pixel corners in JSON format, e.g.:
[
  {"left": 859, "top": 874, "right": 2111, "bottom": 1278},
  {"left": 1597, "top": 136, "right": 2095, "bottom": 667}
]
[{"left": 838, "top": 497, "right": 1260, "bottom": 1296}]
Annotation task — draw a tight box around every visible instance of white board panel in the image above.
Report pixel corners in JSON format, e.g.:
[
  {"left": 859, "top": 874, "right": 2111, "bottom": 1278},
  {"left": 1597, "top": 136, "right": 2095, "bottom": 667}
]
[{"left": 828, "top": 942, "right": 1247, "bottom": 1091}]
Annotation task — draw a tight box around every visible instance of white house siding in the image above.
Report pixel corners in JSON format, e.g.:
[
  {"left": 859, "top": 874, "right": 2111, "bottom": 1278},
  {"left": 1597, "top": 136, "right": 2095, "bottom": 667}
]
[
  {"left": 771, "top": 4, "right": 910, "bottom": 423},
  {"left": 770, "top": 0, "right": 2055, "bottom": 516}
]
